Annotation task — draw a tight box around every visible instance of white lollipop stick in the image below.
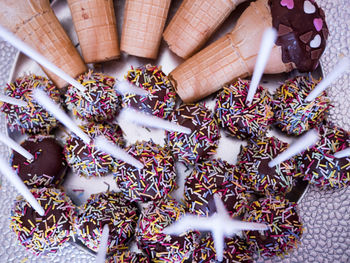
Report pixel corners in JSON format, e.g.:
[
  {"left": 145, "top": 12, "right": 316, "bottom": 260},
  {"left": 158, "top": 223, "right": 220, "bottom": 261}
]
[
  {"left": 246, "top": 28, "right": 277, "bottom": 105},
  {"left": 0, "top": 25, "right": 85, "bottom": 93},
  {"left": 32, "top": 88, "right": 90, "bottom": 144},
  {"left": 269, "top": 129, "right": 319, "bottom": 167},
  {"left": 0, "top": 157, "right": 44, "bottom": 216},
  {"left": 0, "top": 133, "right": 33, "bottom": 160},
  {"left": 306, "top": 57, "right": 350, "bottom": 102},
  {"left": 334, "top": 148, "right": 350, "bottom": 159},
  {"left": 95, "top": 224, "right": 109, "bottom": 263},
  {"left": 0, "top": 94, "right": 27, "bottom": 107},
  {"left": 94, "top": 136, "right": 144, "bottom": 169},
  {"left": 118, "top": 108, "right": 191, "bottom": 134},
  {"left": 115, "top": 80, "right": 149, "bottom": 96}
]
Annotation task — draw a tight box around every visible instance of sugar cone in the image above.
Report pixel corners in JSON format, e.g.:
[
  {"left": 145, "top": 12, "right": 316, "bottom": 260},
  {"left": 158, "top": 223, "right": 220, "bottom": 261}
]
[
  {"left": 0, "top": 0, "right": 87, "bottom": 89},
  {"left": 120, "top": 0, "right": 171, "bottom": 59},
  {"left": 169, "top": 0, "right": 294, "bottom": 103},
  {"left": 67, "top": 0, "right": 120, "bottom": 63},
  {"left": 163, "top": 0, "right": 246, "bottom": 59}
]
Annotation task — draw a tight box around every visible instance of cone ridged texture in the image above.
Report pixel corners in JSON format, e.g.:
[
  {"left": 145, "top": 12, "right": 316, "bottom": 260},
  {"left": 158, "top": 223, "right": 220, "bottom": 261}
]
[
  {"left": 163, "top": 0, "right": 240, "bottom": 59},
  {"left": 169, "top": 0, "right": 293, "bottom": 103},
  {"left": 0, "top": 0, "right": 87, "bottom": 88},
  {"left": 121, "top": 0, "right": 171, "bottom": 59},
  {"left": 67, "top": 0, "right": 120, "bottom": 63}
]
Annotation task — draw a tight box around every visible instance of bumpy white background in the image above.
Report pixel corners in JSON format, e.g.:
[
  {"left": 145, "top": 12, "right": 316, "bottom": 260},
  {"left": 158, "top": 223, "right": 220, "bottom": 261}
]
[{"left": 0, "top": 0, "right": 349, "bottom": 262}]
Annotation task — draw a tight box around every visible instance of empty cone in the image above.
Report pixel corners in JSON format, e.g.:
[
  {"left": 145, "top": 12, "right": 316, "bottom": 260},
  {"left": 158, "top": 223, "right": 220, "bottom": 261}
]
[
  {"left": 0, "top": 0, "right": 87, "bottom": 89},
  {"left": 169, "top": 0, "right": 294, "bottom": 103},
  {"left": 67, "top": 0, "right": 120, "bottom": 63},
  {"left": 163, "top": 0, "right": 246, "bottom": 59},
  {"left": 120, "top": 0, "right": 171, "bottom": 59}
]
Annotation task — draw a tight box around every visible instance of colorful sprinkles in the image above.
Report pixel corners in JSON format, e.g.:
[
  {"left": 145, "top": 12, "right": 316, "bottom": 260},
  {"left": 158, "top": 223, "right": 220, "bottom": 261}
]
[
  {"left": 1, "top": 74, "right": 60, "bottom": 134},
  {"left": 106, "top": 251, "right": 150, "bottom": 263},
  {"left": 76, "top": 192, "right": 139, "bottom": 253},
  {"left": 136, "top": 198, "right": 199, "bottom": 263},
  {"left": 65, "top": 70, "right": 121, "bottom": 122},
  {"left": 166, "top": 103, "right": 220, "bottom": 165},
  {"left": 237, "top": 136, "right": 297, "bottom": 196},
  {"left": 184, "top": 159, "right": 250, "bottom": 217},
  {"left": 64, "top": 122, "right": 125, "bottom": 178},
  {"left": 114, "top": 140, "right": 176, "bottom": 202},
  {"left": 243, "top": 196, "right": 303, "bottom": 258},
  {"left": 123, "top": 64, "right": 177, "bottom": 119},
  {"left": 297, "top": 123, "right": 350, "bottom": 188},
  {"left": 215, "top": 79, "right": 274, "bottom": 140},
  {"left": 273, "top": 75, "right": 331, "bottom": 136},
  {"left": 10, "top": 188, "right": 76, "bottom": 256}
]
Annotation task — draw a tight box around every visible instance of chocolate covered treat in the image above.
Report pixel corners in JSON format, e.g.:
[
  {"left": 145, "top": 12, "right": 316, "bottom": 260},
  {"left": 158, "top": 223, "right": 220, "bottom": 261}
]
[
  {"left": 1, "top": 74, "right": 60, "bottom": 134},
  {"left": 237, "top": 136, "right": 297, "bottom": 196},
  {"left": 166, "top": 103, "right": 220, "bottom": 165},
  {"left": 123, "top": 65, "right": 177, "bottom": 119},
  {"left": 215, "top": 79, "right": 274, "bottom": 140},
  {"left": 184, "top": 159, "right": 249, "bottom": 217},
  {"left": 114, "top": 140, "right": 176, "bottom": 202},
  {"left": 244, "top": 196, "right": 303, "bottom": 258},
  {"left": 11, "top": 135, "right": 67, "bottom": 188},
  {"left": 273, "top": 75, "right": 331, "bottom": 136},
  {"left": 136, "top": 198, "right": 199, "bottom": 262},
  {"left": 65, "top": 70, "right": 122, "bottom": 122},
  {"left": 76, "top": 192, "right": 139, "bottom": 253},
  {"left": 106, "top": 251, "right": 150, "bottom": 263},
  {"left": 64, "top": 122, "right": 125, "bottom": 178},
  {"left": 298, "top": 123, "right": 350, "bottom": 188},
  {"left": 10, "top": 188, "right": 76, "bottom": 256},
  {"left": 193, "top": 233, "right": 253, "bottom": 263}
]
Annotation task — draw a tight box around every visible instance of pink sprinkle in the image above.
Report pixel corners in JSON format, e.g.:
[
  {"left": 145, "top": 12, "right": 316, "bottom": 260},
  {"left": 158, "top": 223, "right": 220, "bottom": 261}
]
[
  {"left": 314, "top": 18, "right": 323, "bottom": 31},
  {"left": 280, "top": 0, "right": 294, "bottom": 9}
]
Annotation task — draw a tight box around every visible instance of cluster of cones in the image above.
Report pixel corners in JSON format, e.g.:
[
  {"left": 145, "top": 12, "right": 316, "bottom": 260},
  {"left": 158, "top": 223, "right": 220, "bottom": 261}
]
[{"left": 0, "top": 0, "right": 324, "bottom": 102}]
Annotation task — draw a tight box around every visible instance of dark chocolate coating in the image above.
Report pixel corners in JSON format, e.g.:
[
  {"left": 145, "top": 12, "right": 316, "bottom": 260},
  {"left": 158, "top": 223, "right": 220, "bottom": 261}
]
[
  {"left": 11, "top": 136, "right": 67, "bottom": 188},
  {"left": 269, "top": 0, "right": 328, "bottom": 72},
  {"left": 106, "top": 251, "right": 150, "bottom": 263}
]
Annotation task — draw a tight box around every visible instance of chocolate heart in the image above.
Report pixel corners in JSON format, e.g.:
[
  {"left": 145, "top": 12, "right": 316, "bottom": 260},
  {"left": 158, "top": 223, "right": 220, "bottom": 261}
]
[
  {"left": 280, "top": 0, "right": 294, "bottom": 9},
  {"left": 314, "top": 18, "right": 323, "bottom": 31}
]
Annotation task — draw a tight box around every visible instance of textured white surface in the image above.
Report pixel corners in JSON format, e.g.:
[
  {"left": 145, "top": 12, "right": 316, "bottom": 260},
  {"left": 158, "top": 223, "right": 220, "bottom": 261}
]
[{"left": 0, "top": 0, "right": 349, "bottom": 262}]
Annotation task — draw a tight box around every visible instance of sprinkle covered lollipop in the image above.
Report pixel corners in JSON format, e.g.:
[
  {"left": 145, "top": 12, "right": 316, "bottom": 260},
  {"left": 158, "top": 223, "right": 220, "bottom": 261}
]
[
  {"left": 114, "top": 140, "right": 176, "bottom": 202},
  {"left": 244, "top": 196, "right": 303, "bottom": 258},
  {"left": 184, "top": 159, "right": 249, "bottom": 217},
  {"left": 297, "top": 123, "right": 350, "bottom": 188},
  {"left": 123, "top": 65, "right": 177, "bottom": 119},
  {"left": 273, "top": 75, "right": 331, "bottom": 136},
  {"left": 1, "top": 74, "right": 60, "bottom": 134},
  {"left": 65, "top": 70, "right": 122, "bottom": 122},
  {"left": 166, "top": 103, "right": 220, "bottom": 165},
  {"left": 106, "top": 251, "right": 150, "bottom": 263},
  {"left": 10, "top": 188, "right": 76, "bottom": 256},
  {"left": 136, "top": 198, "right": 199, "bottom": 262},
  {"left": 11, "top": 135, "right": 67, "bottom": 188},
  {"left": 64, "top": 122, "right": 125, "bottom": 178},
  {"left": 76, "top": 192, "right": 139, "bottom": 253},
  {"left": 215, "top": 79, "right": 274, "bottom": 140},
  {"left": 237, "top": 136, "right": 297, "bottom": 196}
]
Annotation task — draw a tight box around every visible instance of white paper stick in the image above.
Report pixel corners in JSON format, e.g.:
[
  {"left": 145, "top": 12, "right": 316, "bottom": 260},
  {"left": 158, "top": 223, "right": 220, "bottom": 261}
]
[
  {"left": 115, "top": 80, "right": 149, "bottom": 96},
  {"left": 334, "top": 148, "right": 350, "bottom": 159},
  {"left": 0, "top": 25, "right": 86, "bottom": 93},
  {"left": 0, "top": 157, "right": 44, "bottom": 216},
  {"left": 32, "top": 89, "right": 90, "bottom": 144},
  {"left": 0, "top": 94, "right": 28, "bottom": 107},
  {"left": 118, "top": 108, "right": 191, "bottom": 134},
  {"left": 306, "top": 57, "right": 350, "bottom": 102},
  {"left": 0, "top": 133, "right": 33, "bottom": 160},
  {"left": 246, "top": 28, "right": 277, "bottom": 105},
  {"left": 94, "top": 136, "right": 144, "bottom": 169},
  {"left": 269, "top": 129, "right": 319, "bottom": 167},
  {"left": 95, "top": 224, "right": 109, "bottom": 263}
]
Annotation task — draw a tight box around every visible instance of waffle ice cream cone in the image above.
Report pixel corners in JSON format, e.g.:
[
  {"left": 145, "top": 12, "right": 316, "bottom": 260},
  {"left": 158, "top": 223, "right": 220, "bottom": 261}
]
[
  {"left": 163, "top": 0, "right": 246, "bottom": 59},
  {"left": 169, "top": 0, "right": 294, "bottom": 103},
  {"left": 0, "top": 0, "right": 87, "bottom": 89},
  {"left": 67, "top": 0, "right": 120, "bottom": 63},
  {"left": 120, "top": 0, "right": 171, "bottom": 59}
]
